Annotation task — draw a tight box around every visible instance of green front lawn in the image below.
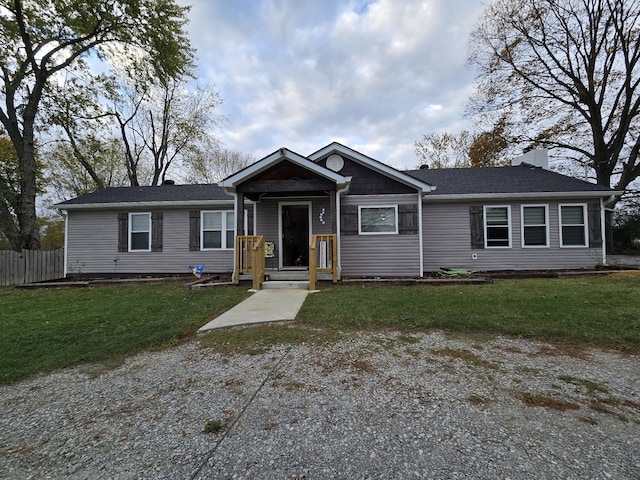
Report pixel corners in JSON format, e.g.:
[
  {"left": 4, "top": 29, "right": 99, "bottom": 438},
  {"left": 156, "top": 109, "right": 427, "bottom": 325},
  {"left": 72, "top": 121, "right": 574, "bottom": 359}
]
[
  {"left": 0, "top": 283, "right": 250, "bottom": 385},
  {"left": 1, "top": 275, "right": 639, "bottom": 386},
  {"left": 296, "top": 275, "right": 640, "bottom": 350}
]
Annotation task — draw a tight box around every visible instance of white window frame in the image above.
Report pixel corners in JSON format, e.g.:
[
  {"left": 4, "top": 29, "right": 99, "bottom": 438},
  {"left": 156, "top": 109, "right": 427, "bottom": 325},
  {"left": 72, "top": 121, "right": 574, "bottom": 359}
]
[
  {"left": 358, "top": 205, "right": 398, "bottom": 235},
  {"left": 484, "top": 205, "right": 512, "bottom": 248},
  {"left": 128, "top": 212, "right": 151, "bottom": 252},
  {"left": 201, "top": 210, "right": 235, "bottom": 250},
  {"left": 559, "top": 204, "right": 588, "bottom": 248},
  {"left": 521, "top": 204, "right": 549, "bottom": 248}
]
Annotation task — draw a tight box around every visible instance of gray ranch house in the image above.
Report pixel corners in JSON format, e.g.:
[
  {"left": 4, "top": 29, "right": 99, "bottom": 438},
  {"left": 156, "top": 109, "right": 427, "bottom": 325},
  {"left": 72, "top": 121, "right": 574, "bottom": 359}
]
[{"left": 57, "top": 142, "right": 620, "bottom": 286}]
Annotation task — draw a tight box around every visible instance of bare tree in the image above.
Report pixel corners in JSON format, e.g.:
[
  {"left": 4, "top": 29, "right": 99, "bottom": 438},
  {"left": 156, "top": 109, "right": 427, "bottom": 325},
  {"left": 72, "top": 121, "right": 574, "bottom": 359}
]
[
  {"left": 414, "top": 131, "right": 472, "bottom": 168},
  {"left": 468, "top": 0, "right": 640, "bottom": 202},
  {"left": 184, "top": 146, "right": 254, "bottom": 184},
  {"left": 110, "top": 79, "right": 223, "bottom": 186}
]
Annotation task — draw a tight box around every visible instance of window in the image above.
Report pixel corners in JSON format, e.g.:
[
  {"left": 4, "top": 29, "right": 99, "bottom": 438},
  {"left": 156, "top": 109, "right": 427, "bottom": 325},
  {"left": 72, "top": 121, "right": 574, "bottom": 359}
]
[
  {"left": 522, "top": 205, "right": 548, "bottom": 247},
  {"left": 484, "top": 206, "right": 511, "bottom": 247},
  {"left": 358, "top": 205, "right": 398, "bottom": 234},
  {"left": 201, "top": 211, "right": 235, "bottom": 249},
  {"left": 560, "top": 204, "right": 587, "bottom": 247},
  {"left": 129, "top": 213, "right": 151, "bottom": 251}
]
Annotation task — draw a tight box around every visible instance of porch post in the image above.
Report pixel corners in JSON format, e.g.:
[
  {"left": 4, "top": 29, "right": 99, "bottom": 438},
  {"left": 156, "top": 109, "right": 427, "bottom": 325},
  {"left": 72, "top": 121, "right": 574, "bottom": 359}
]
[{"left": 236, "top": 194, "right": 245, "bottom": 235}]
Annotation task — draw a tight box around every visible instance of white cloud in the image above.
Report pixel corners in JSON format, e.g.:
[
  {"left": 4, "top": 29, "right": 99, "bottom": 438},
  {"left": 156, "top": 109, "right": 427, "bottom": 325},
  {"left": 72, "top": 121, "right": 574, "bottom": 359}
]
[{"left": 180, "top": 0, "right": 484, "bottom": 168}]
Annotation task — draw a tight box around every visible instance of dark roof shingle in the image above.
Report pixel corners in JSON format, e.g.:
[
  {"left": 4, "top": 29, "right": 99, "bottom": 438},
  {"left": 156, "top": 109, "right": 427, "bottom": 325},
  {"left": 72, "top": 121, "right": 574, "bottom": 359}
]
[
  {"left": 405, "top": 164, "right": 613, "bottom": 195},
  {"left": 57, "top": 184, "right": 231, "bottom": 206},
  {"left": 58, "top": 163, "right": 615, "bottom": 208}
]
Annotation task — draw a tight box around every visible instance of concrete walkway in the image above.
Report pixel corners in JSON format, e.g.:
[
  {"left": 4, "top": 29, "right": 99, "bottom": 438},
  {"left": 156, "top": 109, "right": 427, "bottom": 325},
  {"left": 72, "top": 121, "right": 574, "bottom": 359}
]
[{"left": 198, "top": 289, "right": 310, "bottom": 332}]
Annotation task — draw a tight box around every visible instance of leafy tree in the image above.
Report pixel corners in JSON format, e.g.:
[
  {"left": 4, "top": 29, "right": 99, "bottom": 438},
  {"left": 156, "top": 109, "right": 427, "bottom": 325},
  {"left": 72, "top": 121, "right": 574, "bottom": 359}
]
[
  {"left": 468, "top": 0, "right": 640, "bottom": 202},
  {"left": 184, "top": 146, "right": 254, "bottom": 183},
  {"left": 38, "top": 214, "right": 65, "bottom": 250},
  {"left": 613, "top": 204, "right": 640, "bottom": 252},
  {"left": 414, "top": 131, "right": 472, "bottom": 168},
  {"left": 0, "top": 0, "right": 194, "bottom": 250},
  {"left": 44, "top": 137, "right": 129, "bottom": 200}
]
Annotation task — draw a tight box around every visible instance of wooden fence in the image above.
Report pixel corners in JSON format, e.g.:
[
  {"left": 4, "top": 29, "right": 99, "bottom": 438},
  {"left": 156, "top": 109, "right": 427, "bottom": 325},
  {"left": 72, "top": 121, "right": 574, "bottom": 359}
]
[{"left": 0, "top": 249, "right": 65, "bottom": 286}]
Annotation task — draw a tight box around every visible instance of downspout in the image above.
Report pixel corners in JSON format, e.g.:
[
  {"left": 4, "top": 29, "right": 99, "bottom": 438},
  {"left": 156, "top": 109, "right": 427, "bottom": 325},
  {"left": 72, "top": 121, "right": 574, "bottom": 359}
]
[
  {"left": 335, "top": 181, "right": 351, "bottom": 275},
  {"left": 252, "top": 200, "right": 257, "bottom": 235},
  {"left": 418, "top": 192, "right": 424, "bottom": 277},
  {"left": 62, "top": 210, "right": 68, "bottom": 278},
  {"left": 231, "top": 191, "right": 238, "bottom": 281}
]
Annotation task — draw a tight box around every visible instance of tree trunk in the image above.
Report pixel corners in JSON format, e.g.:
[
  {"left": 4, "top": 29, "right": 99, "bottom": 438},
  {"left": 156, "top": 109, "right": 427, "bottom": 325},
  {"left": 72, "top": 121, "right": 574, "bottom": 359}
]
[{"left": 17, "top": 107, "right": 41, "bottom": 250}]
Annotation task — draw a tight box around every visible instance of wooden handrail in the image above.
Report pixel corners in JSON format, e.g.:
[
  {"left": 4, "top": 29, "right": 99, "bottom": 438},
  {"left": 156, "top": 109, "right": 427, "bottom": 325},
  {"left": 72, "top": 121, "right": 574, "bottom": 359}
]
[
  {"left": 234, "top": 235, "right": 265, "bottom": 289},
  {"left": 309, "top": 234, "right": 337, "bottom": 290},
  {"left": 251, "top": 236, "right": 265, "bottom": 290}
]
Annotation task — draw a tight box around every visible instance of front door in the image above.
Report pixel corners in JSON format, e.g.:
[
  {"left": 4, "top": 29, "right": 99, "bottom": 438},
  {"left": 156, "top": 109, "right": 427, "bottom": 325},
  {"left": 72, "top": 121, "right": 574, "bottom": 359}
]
[{"left": 280, "top": 203, "right": 310, "bottom": 268}]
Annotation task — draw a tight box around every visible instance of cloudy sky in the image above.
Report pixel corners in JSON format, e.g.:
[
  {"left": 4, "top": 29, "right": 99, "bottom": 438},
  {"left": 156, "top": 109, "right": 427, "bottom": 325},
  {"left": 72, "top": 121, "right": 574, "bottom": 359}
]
[{"left": 179, "top": 0, "right": 486, "bottom": 170}]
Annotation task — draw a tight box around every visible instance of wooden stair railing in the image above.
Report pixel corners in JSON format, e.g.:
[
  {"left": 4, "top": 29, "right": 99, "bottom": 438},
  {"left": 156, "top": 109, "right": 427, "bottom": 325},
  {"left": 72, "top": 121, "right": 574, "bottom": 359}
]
[
  {"left": 309, "top": 234, "right": 338, "bottom": 290},
  {"left": 234, "top": 235, "right": 266, "bottom": 290}
]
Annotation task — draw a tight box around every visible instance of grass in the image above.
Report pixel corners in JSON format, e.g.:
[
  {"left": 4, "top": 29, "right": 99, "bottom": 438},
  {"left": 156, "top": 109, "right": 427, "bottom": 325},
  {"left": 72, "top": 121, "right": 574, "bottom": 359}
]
[
  {"left": 0, "top": 283, "right": 249, "bottom": 385},
  {"left": 1, "top": 275, "right": 639, "bottom": 386},
  {"left": 295, "top": 276, "right": 640, "bottom": 352}
]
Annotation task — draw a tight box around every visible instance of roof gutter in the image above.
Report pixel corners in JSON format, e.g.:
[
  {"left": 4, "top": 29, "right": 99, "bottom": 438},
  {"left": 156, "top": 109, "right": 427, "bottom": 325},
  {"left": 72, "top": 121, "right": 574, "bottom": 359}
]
[{"left": 422, "top": 191, "right": 624, "bottom": 202}]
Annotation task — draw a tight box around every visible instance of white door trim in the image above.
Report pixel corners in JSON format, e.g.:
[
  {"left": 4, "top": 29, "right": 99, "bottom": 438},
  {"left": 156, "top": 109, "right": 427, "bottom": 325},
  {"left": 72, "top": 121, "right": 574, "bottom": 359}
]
[{"left": 278, "top": 201, "right": 312, "bottom": 269}]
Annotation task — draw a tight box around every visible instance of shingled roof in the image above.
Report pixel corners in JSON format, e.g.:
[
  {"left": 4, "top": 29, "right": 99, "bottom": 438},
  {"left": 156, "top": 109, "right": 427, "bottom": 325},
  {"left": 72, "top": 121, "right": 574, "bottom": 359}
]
[
  {"left": 57, "top": 160, "right": 616, "bottom": 210},
  {"left": 57, "top": 184, "right": 232, "bottom": 208},
  {"left": 405, "top": 164, "right": 614, "bottom": 196}
]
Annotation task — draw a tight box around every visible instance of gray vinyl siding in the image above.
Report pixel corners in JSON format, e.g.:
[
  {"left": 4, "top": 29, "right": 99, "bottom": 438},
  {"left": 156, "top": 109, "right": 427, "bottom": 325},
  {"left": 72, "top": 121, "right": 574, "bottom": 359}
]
[
  {"left": 423, "top": 200, "right": 604, "bottom": 272},
  {"left": 340, "top": 194, "right": 420, "bottom": 277},
  {"left": 66, "top": 208, "right": 236, "bottom": 275}
]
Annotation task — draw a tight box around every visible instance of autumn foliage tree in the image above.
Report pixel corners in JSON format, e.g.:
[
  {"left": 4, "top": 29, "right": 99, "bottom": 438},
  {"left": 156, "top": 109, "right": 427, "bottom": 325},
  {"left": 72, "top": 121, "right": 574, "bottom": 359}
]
[
  {"left": 415, "top": 127, "right": 508, "bottom": 169},
  {"left": 468, "top": 0, "right": 640, "bottom": 202}
]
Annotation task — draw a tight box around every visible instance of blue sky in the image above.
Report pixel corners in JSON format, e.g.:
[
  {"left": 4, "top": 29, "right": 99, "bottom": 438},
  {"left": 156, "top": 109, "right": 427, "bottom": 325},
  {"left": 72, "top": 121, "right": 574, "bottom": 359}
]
[{"left": 178, "top": 0, "right": 485, "bottom": 169}]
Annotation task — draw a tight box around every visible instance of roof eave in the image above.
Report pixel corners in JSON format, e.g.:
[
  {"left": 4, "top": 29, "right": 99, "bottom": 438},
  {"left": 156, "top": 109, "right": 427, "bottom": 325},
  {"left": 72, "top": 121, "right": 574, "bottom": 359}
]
[
  {"left": 57, "top": 199, "right": 235, "bottom": 211},
  {"left": 422, "top": 190, "right": 622, "bottom": 202}
]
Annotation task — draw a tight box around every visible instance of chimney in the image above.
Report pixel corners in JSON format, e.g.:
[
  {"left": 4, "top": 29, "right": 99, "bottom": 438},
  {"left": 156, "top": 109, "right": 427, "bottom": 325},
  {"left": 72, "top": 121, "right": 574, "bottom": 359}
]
[
  {"left": 512, "top": 149, "right": 548, "bottom": 169},
  {"left": 419, "top": 164, "right": 429, "bottom": 170},
  {"left": 162, "top": 179, "right": 175, "bottom": 185}
]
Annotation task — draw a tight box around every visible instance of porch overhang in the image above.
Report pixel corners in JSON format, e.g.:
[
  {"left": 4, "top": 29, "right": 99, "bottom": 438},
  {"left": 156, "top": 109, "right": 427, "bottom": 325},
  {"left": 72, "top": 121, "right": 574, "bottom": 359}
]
[{"left": 219, "top": 147, "right": 351, "bottom": 197}]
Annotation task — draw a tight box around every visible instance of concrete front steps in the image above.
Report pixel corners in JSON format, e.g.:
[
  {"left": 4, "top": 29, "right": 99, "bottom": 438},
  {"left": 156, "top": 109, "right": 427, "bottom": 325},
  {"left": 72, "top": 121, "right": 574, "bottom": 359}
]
[
  {"left": 262, "top": 280, "right": 310, "bottom": 290},
  {"left": 240, "top": 269, "right": 335, "bottom": 290}
]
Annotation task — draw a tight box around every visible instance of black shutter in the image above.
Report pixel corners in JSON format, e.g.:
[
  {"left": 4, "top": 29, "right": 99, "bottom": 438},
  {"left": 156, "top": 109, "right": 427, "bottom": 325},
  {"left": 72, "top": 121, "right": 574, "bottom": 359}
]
[
  {"left": 118, "top": 213, "right": 128, "bottom": 252},
  {"left": 151, "top": 212, "right": 163, "bottom": 252},
  {"left": 340, "top": 205, "right": 358, "bottom": 236},
  {"left": 398, "top": 204, "right": 418, "bottom": 235},
  {"left": 588, "top": 202, "right": 602, "bottom": 248},
  {"left": 469, "top": 206, "right": 484, "bottom": 249},
  {"left": 189, "top": 211, "right": 200, "bottom": 251}
]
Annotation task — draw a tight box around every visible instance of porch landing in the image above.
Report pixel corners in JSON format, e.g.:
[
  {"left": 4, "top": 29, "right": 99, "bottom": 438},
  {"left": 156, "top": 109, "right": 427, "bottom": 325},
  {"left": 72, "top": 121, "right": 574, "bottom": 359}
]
[{"left": 198, "top": 289, "right": 309, "bottom": 332}]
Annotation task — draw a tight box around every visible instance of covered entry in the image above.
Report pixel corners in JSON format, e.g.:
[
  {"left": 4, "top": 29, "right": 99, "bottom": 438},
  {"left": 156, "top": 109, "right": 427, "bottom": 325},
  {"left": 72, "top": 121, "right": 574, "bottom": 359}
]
[
  {"left": 219, "top": 147, "right": 349, "bottom": 286},
  {"left": 280, "top": 202, "right": 311, "bottom": 268}
]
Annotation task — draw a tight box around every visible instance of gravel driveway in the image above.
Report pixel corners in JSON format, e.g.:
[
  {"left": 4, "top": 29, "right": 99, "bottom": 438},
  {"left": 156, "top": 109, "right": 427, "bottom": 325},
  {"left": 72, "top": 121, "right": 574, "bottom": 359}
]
[{"left": 1, "top": 331, "right": 638, "bottom": 479}]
